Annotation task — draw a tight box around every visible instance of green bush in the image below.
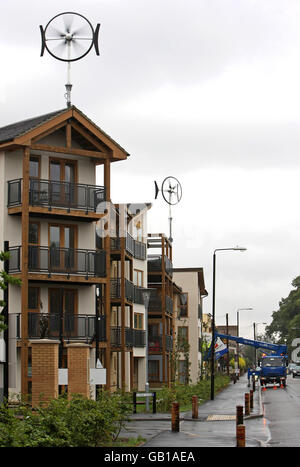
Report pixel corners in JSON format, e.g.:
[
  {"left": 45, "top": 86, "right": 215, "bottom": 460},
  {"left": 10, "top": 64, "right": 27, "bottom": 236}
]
[{"left": 0, "top": 392, "right": 130, "bottom": 447}]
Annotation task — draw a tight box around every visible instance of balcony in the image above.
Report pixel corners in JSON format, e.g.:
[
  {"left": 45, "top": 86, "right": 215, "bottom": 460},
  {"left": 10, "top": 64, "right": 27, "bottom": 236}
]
[
  {"left": 110, "top": 279, "right": 147, "bottom": 304},
  {"left": 148, "top": 290, "right": 173, "bottom": 315},
  {"left": 7, "top": 178, "right": 106, "bottom": 220},
  {"left": 9, "top": 245, "right": 106, "bottom": 279},
  {"left": 15, "top": 314, "right": 146, "bottom": 348},
  {"left": 148, "top": 334, "right": 173, "bottom": 352},
  {"left": 110, "top": 234, "right": 147, "bottom": 261},
  {"left": 110, "top": 327, "right": 146, "bottom": 348},
  {"left": 18, "top": 313, "right": 107, "bottom": 343},
  {"left": 147, "top": 254, "right": 173, "bottom": 277}
]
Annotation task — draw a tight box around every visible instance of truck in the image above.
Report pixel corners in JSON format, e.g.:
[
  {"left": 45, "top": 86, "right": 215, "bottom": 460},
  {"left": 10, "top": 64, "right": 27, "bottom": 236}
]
[{"left": 207, "top": 332, "right": 288, "bottom": 388}]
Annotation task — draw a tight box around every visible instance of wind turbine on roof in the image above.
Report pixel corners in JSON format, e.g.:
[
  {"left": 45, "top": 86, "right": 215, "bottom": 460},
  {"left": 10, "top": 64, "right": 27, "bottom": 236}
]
[
  {"left": 40, "top": 12, "right": 100, "bottom": 107},
  {"left": 154, "top": 176, "right": 182, "bottom": 243}
]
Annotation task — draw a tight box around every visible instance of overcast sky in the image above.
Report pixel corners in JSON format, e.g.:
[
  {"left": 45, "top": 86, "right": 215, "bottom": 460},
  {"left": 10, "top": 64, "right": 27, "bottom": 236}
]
[{"left": 1, "top": 0, "right": 300, "bottom": 338}]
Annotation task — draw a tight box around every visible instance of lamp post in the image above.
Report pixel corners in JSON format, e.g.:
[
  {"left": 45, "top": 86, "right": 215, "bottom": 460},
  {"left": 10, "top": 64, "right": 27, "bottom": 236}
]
[
  {"left": 142, "top": 289, "right": 152, "bottom": 411},
  {"left": 236, "top": 308, "right": 253, "bottom": 376},
  {"left": 211, "top": 246, "right": 247, "bottom": 401}
]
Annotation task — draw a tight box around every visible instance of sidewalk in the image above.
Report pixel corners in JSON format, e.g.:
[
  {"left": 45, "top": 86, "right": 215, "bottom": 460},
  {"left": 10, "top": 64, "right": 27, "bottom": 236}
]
[{"left": 121, "top": 375, "right": 269, "bottom": 447}]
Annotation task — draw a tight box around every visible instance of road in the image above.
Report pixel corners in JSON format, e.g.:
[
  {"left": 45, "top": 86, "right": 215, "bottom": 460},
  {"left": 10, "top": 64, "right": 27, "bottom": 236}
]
[
  {"left": 121, "top": 373, "right": 300, "bottom": 447},
  {"left": 262, "top": 373, "right": 300, "bottom": 447}
]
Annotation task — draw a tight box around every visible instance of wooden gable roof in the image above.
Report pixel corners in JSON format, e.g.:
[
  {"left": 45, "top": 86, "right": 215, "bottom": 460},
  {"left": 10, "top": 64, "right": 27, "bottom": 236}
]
[{"left": 0, "top": 106, "right": 129, "bottom": 162}]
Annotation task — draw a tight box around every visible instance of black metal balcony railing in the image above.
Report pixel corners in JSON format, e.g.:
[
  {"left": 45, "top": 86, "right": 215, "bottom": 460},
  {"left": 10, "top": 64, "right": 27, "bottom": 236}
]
[
  {"left": 25, "top": 313, "right": 107, "bottom": 342},
  {"left": 109, "top": 327, "right": 146, "bottom": 347},
  {"left": 7, "top": 178, "right": 106, "bottom": 212},
  {"left": 9, "top": 245, "right": 106, "bottom": 277},
  {"left": 147, "top": 255, "right": 173, "bottom": 277},
  {"left": 16, "top": 314, "right": 146, "bottom": 348},
  {"left": 110, "top": 234, "right": 147, "bottom": 261},
  {"left": 110, "top": 279, "right": 147, "bottom": 304}
]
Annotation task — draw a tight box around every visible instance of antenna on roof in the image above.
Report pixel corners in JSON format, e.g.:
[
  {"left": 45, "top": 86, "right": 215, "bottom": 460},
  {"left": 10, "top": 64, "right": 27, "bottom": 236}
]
[
  {"left": 154, "top": 176, "right": 182, "bottom": 243},
  {"left": 40, "top": 12, "right": 100, "bottom": 107}
]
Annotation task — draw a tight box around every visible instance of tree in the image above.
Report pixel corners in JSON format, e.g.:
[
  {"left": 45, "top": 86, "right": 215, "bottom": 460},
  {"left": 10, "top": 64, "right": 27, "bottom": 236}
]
[
  {"left": 0, "top": 251, "right": 21, "bottom": 332},
  {"left": 266, "top": 276, "right": 300, "bottom": 359}
]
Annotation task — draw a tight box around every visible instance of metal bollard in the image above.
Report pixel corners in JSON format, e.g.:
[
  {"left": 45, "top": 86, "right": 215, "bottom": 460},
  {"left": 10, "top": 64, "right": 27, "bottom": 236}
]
[
  {"left": 244, "top": 393, "right": 250, "bottom": 416},
  {"left": 236, "top": 424, "right": 246, "bottom": 447},
  {"left": 250, "top": 389, "right": 253, "bottom": 410},
  {"left": 192, "top": 395, "right": 198, "bottom": 419},
  {"left": 236, "top": 405, "right": 243, "bottom": 426},
  {"left": 172, "top": 402, "right": 180, "bottom": 432}
]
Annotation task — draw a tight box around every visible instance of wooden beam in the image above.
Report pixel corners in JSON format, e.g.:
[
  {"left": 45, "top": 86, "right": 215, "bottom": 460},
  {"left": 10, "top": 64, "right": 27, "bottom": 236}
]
[
  {"left": 31, "top": 143, "right": 109, "bottom": 160},
  {"left": 72, "top": 109, "right": 129, "bottom": 160},
  {"left": 104, "top": 235, "right": 111, "bottom": 391},
  {"left": 104, "top": 159, "right": 111, "bottom": 201},
  {"left": 66, "top": 123, "right": 72, "bottom": 149},
  {"left": 31, "top": 121, "right": 67, "bottom": 144},
  {"left": 121, "top": 236, "right": 126, "bottom": 391},
  {"left": 21, "top": 146, "right": 30, "bottom": 396},
  {"left": 15, "top": 109, "right": 73, "bottom": 145},
  {"left": 71, "top": 121, "right": 112, "bottom": 154}
]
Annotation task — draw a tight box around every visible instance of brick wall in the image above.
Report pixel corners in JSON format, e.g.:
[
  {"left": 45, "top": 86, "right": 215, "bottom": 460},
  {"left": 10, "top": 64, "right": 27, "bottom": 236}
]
[
  {"left": 67, "top": 343, "right": 91, "bottom": 399},
  {"left": 30, "top": 339, "right": 59, "bottom": 407}
]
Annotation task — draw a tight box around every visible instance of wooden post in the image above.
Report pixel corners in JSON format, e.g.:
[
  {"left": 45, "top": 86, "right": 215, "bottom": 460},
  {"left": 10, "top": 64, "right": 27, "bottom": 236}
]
[
  {"left": 171, "top": 402, "right": 180, "bottom": 432},
  {"left": 21, "top": 146, "right": 30, "bottom": 396},
  {"left": 192, "top": 395, "right": 198, "bottom": 419},
  {"left": 244, "top": 393, "right": 250, "bottom": 416},
  {"left": 236, "top": 405, "right": 243, "bottom": 425},
  {"left": 121, "top": 236, "right": 126, "bottom": 391},
  {"left": 236, "top": 424, "right": 246, "bottom": 447},
  {"left": 250, "top": 389, "right": 254, "bottom": 410}
]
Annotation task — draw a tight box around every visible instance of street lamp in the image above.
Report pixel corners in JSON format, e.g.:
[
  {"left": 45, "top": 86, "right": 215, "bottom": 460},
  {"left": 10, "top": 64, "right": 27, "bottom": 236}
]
[
  {"left": 236, "top": 308, "right": 253, "bottom": 375},
  {"left": 211, "top": 246, "right": 247, "bottom": 401}
]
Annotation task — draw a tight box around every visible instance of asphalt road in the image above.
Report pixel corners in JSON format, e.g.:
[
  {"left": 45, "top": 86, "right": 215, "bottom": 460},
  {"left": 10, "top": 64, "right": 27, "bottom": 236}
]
[{"left": 262, "top": 373, "right": 300, "bottom": 447}]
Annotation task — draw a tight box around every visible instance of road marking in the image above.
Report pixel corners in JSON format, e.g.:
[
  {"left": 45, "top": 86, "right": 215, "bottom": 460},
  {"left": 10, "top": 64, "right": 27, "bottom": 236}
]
[{"left": 206, "top": 415, "right": 236, "bottom": 421}]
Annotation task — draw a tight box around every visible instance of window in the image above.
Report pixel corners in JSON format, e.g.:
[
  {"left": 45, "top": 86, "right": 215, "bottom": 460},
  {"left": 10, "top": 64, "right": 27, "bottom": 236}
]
[
  {"left": 134, "top": 313, "right": 144, "bottom": 330},
  {"left": 177, "top": 326, "right": 188, "bottom": 343},
  {"left": 179, "top": 293, "right": 188, "bottom": 318},
  {"left": 133, "top": 220, "right": 143, "bottom": 242},
  {"left": 29, "top": 223, "right": 40, "bottom": 270},
  {"left": 29, "top": 156, "right": 40, "bottom": 178},
  {"left": 134, "top": 269, "right": 143, "bottom": 287},
  {"left": 28, "top": 287, "right": 40, "bottom": 311},
  {"left": 148, "top": 360, "right": 159, "bottom": 382},
  {"left": 29, "top": 222, "right": 39, "bottom": 245}
]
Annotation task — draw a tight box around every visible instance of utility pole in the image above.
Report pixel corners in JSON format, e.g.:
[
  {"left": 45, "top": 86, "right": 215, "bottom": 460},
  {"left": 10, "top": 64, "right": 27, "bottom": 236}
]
[{"left": 226, "top": 313, "right": 229, "bottom": 376}]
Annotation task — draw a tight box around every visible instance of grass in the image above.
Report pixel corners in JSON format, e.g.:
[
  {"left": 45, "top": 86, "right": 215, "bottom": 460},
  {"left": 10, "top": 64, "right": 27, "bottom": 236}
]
[{"left": 109, "top": 435, "right": 146, "bottom": 447}]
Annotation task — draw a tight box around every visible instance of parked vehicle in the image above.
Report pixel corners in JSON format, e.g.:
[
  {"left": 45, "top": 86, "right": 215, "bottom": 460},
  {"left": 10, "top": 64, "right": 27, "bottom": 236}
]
[
  {"left": 260, "top": 355, "right": 287, "bottom": 387},
  {"left": 288, "top": 363, "right": 297, "bottom": 374},
  {"left": 206, "top": 332, "right": 288, "bottom": 388},
  {"left": 292, "top": 364, "right": 300, "bottom": 378}
]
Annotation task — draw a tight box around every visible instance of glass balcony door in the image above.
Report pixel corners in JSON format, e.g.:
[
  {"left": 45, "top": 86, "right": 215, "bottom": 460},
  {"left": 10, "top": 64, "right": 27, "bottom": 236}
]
[
  {"left": 50, "top": 158, "right": 77, "bottom": 207},
  {"left": 49, "top": 224, "right": 77, "bottom": 272},
  {"left": 49, "top": 288, "right": 78, "bottom": 338}
]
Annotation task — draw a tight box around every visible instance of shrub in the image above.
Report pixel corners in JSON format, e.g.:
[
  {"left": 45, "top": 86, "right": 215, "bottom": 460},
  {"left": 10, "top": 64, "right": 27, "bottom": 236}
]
[{"left": 0, "top": 392, "right": 130, "bottom": 447}]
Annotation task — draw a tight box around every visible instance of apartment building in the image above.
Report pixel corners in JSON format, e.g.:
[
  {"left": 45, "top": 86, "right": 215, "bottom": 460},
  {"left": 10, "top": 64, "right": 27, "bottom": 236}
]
[
  {"left": 0, "top": 106, "right": 149, "bottom": 403},
  {"left": 172, "top": 268, "right": 208, "bottom": 384},
  {"left": 147, "top": 233, "right": 174, "bottom": 387}
]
